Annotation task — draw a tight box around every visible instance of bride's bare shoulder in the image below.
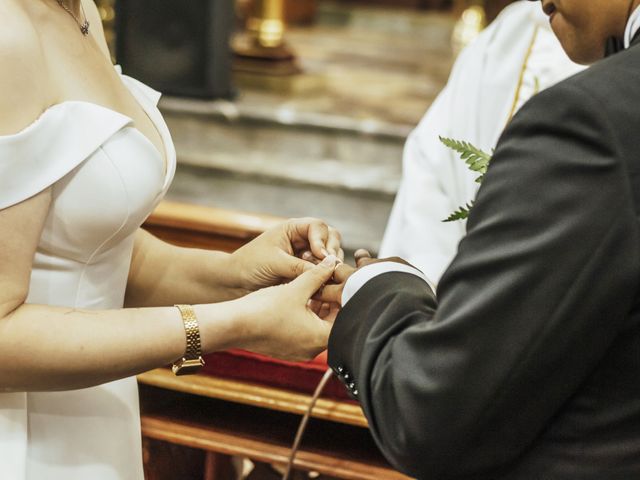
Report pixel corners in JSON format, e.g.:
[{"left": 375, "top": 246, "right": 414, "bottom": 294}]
[
  {"left": 0, "top": 1, "right": 44, "bottom": 65},
  {"left": 0, "top": 2, "right": 49, "bottom": 135}
]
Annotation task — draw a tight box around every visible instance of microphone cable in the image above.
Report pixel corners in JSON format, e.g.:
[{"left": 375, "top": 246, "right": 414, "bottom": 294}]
[{"left": 281, "top": 367, "right": 335, "bottom": 480}]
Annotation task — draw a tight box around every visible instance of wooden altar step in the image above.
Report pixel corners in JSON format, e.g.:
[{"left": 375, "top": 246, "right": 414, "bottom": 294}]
[
  {"left": 140, "top": 385, "right": 411, "bottom": 480},
  {"left": 138, "top": 368, "right": 367, "bottom": 428}
]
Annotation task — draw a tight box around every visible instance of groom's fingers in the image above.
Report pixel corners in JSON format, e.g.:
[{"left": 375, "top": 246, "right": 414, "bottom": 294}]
[
  {"left": 333, "top": 263, "right": 355, "bottom": 284},
  {"left": 354, "top": 249, "right": 372, "bottom": 268},
  {"left": 307, "top": 299, "right": 323, "bottom": 315},
  {"left": 315, "top": 263, "right": 354, "bottom": 303},
  {"left": 314, "top": 283, "right": 343, "bottom": 304},
  {"left": 354, "top": 248, "right": 371, "bottom": 259},
  {"left": 313, "top": 263, "right": 354, "bottom": 303},
  {"left": 293, "top": 255, "right": 338, "bottom": 298},
  {"left": 318, "top": 302, "right": 331, "bottom": 319}
]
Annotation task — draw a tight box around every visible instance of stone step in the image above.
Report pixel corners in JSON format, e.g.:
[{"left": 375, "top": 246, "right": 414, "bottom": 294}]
[
  {"left": 166, "top": 163, "right": 394, "bottom": 254},
  {"left": 161, "top": 101, "right": 405, "bottom": 199}
]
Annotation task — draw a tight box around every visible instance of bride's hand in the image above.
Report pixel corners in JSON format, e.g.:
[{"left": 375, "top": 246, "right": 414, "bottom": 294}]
[
  {"left": 229, "top": 255, "right": 338, "bottom": 361},
  {"left": 230, "top": 218, "right": 343, "bottom": 293}
]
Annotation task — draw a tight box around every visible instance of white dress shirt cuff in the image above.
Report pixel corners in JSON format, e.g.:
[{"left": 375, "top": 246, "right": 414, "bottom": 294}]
[
  {"left": 341, "top": 262, "right": 435, "bottom": 306},
  {"left": 625, "top": 6, "right": 640, "bottom": 48}
]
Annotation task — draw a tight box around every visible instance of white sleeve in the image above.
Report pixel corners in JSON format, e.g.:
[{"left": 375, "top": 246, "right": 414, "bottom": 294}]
[
  {"left": 0, "top": 102, "right": 131, "bottom": 210},
  {"left": 115, "top": 65, "right": 162, "bottom": 106},
  {"left": 379, "top": 116, "right": 469, "bottom": 284},
  {"left": 379, "top": 43, "right": 481, "bottom": 284}
]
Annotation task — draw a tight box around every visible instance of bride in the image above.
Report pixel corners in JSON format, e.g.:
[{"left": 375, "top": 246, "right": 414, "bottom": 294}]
[{"left": 0, "top": 0, "right": 342, "bottom": 478}]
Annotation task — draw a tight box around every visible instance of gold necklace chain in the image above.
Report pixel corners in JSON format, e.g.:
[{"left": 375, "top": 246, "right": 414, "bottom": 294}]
[{"left": 56, "top": 0, "right": 90, "bottom": 36}]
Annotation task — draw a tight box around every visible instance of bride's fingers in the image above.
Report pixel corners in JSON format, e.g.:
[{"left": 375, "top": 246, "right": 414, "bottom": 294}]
[
  {"left": 300, "top": 249, "right": 344, "bottom": 265},
  {"left": 325, "top": 227, "right": 342, "bottom": 257},
  {"left": 300, "top": 250, "right": 321, "bottom": 264},
  {"left": 319, "top": 302, "right": 331, "bottom": 319},
  {"left": 296, "top": 219, "right": 331, "bottom": 259}
]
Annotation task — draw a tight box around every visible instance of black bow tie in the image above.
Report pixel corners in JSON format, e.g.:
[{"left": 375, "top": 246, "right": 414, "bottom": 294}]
[
  {"left": 605, "top": 27, "right": 640, "bottom": 56},
  {"left": 605, "top": 36, "right": 625, "bottom": 57}
]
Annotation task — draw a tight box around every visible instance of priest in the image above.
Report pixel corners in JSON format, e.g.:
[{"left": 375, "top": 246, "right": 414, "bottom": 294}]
[{"left": 380, "top": 0, "right": 582, "bottom": 284}]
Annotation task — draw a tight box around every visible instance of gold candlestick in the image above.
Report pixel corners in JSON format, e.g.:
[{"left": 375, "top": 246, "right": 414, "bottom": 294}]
[
  {"left": 452, "top": 0, "right": 487, "bottom": 54},
  {"left": 247, "top": 0, "right": 286, "bottom": 49},
  {"left": 233, "top": 0, "right": 294, "bottom": 61}
]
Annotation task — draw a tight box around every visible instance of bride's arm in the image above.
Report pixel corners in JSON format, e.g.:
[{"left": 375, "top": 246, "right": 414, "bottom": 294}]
[
  {"left": 125, "top": 218, "right": 342, "bottom": 308},
  {"left": 0, "top": 189, "right": 232, "bottom": 391},
  {"left": 124, "top": 229, "right": 246, "bottom": 307},
  {"left": 0, "top": 191, "right": 336, "bottom": 393}
]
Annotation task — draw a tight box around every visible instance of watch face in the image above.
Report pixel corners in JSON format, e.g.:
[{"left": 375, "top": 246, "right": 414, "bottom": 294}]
[{"left": 172, "top": 357, "right": 205, "bottom": 376}]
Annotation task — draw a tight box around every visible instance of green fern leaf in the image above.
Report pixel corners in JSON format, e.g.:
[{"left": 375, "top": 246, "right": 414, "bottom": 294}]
[
  {"left": 439, "top": 137, "right": 492, "bottom": 176},
  {"left": 443, "top": 202, "right": 474, "bottom": 223},
  {"left": 439, "top": 136, "right": 495, "bottom": 221}
]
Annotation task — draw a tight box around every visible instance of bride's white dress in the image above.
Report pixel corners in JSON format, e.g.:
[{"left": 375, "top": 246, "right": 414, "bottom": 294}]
[{"left": 0, "top": 67, "right": 177, "bottom": 479}]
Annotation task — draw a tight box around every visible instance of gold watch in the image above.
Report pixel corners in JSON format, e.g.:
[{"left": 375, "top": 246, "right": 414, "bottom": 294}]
[{"left": 172, "top": 304, "right": 205, "bottom": 376}]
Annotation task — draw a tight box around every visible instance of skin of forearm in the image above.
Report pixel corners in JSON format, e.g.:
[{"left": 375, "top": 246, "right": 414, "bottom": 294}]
[
  {"left": 125, "top": 229, "right": 247, "bottom": 308},
  {"left": 0, "top": 301, "right": 240, "bottom": 393}
]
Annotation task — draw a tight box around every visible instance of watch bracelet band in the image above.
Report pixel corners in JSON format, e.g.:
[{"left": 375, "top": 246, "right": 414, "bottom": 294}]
[
  {"left": 173, "top": 305, "right": 204, "bottom": 375},
  {"left": 175, "top": 304, "right": 202, "bottom": 359}
]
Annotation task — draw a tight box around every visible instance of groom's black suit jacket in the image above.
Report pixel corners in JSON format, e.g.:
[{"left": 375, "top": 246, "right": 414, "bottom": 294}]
[{"left": 329, "top": 37, "right": 640, "bottom": 479}]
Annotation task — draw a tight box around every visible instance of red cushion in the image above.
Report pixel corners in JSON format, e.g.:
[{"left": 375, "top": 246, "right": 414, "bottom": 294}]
[{"left": 201, "top": 349, "right": 354, "bottom": 402}]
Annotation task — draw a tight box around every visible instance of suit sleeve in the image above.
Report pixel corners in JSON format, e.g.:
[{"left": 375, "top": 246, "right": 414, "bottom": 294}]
[{"left": 328, "top": 82, "right": 640, "bottom": 479}]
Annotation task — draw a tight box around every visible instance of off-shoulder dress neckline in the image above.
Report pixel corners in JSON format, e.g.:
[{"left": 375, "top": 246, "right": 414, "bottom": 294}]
[
  {"left": 31, "top": 100, "right": 170, "bottom": 183},
  {"left": 0, "top": 66, "right": 173, "bottom": 189}
]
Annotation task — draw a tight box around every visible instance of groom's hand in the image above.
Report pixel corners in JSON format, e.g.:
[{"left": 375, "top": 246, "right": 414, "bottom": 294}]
[
  {"left": 230, "top": 218, "right": 343, "bottom": 292},
  {"left": 317, "top": 249, "right": 417, "bottom": 304},
  {"left": 353, "top": 249, "right": 416, "bottom": 269}
]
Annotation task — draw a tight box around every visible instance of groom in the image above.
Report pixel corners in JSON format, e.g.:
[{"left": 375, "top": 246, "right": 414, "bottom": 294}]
[{"left": 325, "top": 0, "right": 640, "bottom": 478}]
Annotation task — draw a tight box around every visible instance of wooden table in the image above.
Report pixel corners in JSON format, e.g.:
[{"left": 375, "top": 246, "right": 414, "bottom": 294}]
[{"left": 140, "top": 201, "right": 411, "bottom": 480}]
